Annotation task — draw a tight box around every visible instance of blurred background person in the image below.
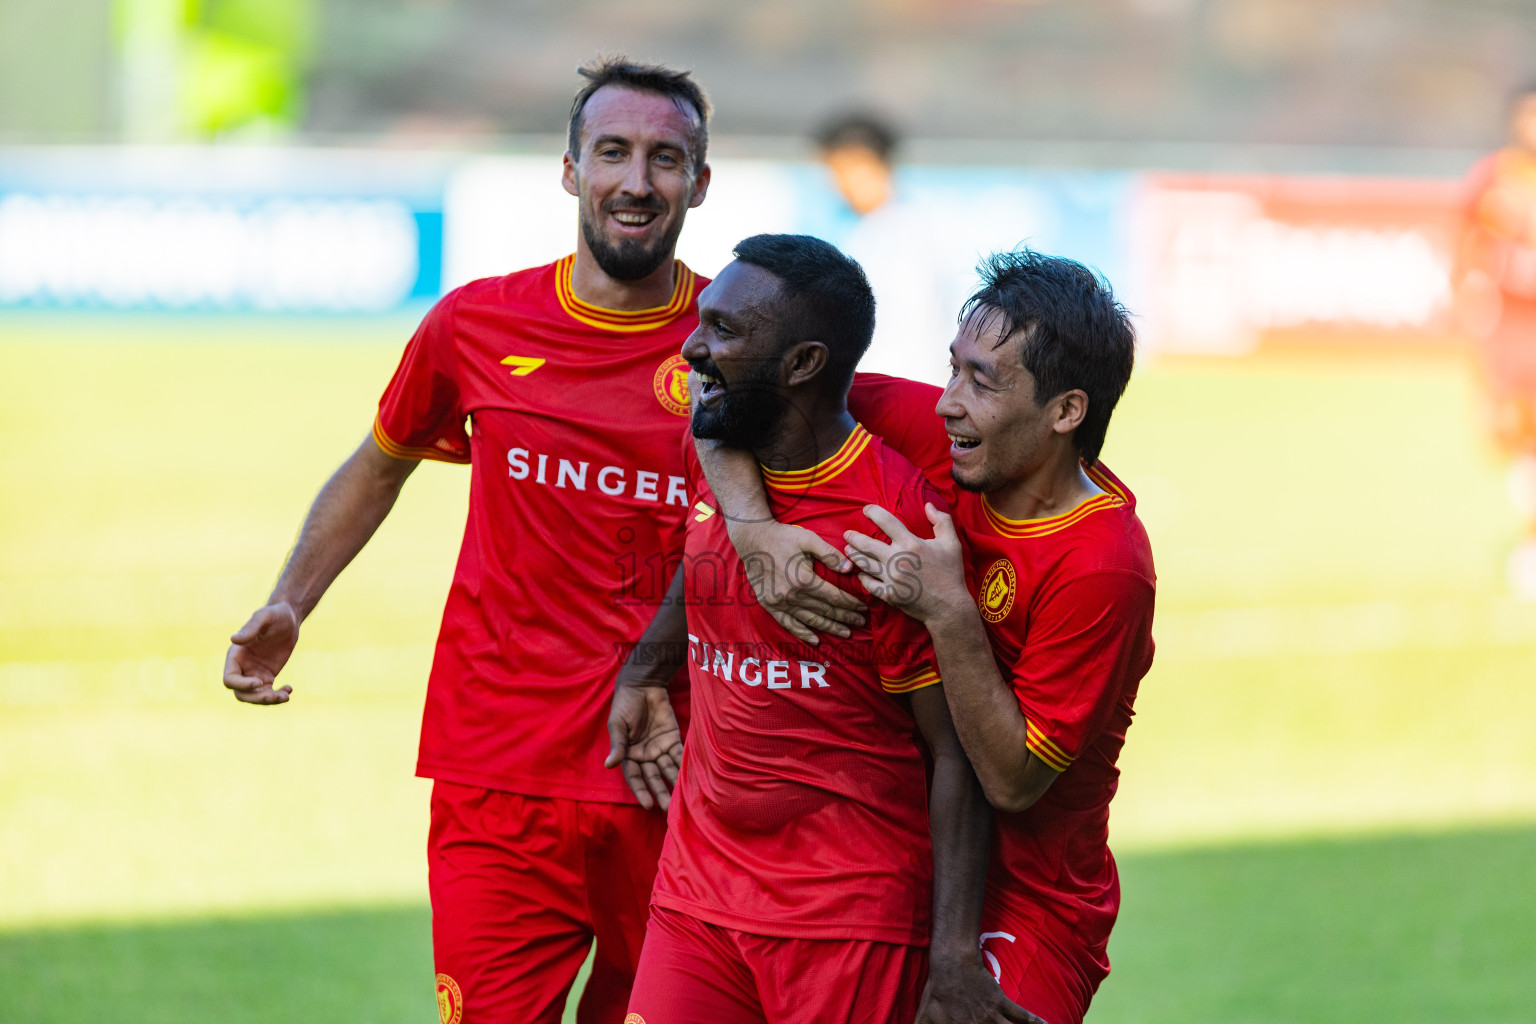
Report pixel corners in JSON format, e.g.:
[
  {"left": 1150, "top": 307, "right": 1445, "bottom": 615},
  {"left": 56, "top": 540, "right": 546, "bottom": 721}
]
[
  {"left": 816, "top": 113, "right": 959, "bottom": 385},
  {"left": 1460, "top": 83, "right": 1536, "bottom": 599}
]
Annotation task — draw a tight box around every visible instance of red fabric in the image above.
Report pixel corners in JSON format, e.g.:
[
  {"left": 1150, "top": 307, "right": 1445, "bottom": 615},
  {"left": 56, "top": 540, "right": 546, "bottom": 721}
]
[
  {"left": 428, "top": 782, "right": 666, "bottom": 1024},
  {"left": 627, "top": 905, "right": 926, "bottom": 1024},
  {"left": 955, "top": 463, "right": 1155, "bottom": 952},
  {"left": 837, "top": 378, "right": 1156, "bottom": 988},
  {"left": 652, "top": 427, "right": 946, "bottom": 945},
  {"left": 848, "top": 373, "right": 954, "bottom": 502},
  {"left": 375, "top": 256, "right": 705, "bottom": 802},
  {"left": 978, "top": 897, "right": 1106, "bottom": 1024}
]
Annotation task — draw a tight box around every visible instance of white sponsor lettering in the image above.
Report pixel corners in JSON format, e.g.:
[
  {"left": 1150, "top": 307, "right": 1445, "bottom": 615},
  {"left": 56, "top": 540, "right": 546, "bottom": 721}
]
[
  {"left": 505, "top": 446, "right": 685, "bottom": 507},
  {"left": 555, "top": 459, "right": 588, "bottom": 490},
  {"left": 507, "top": 447, "right": 529, "bottom": 479},
  {"left": 635, "top": 470, "right": 659, "bottom": 502},
  {"left": 766, "top": 660, "right": 791, "bottom": 689},
  {"left": 598, "top": 465, "right": 625, "bottom": 495},
  {"left": 693, "top": 641, "right": 828, "bottom": 693}
]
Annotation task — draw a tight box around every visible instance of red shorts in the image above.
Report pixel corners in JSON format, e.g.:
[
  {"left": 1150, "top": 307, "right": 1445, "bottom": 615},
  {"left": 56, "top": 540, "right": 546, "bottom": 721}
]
[
  {"left": 979, "top": 901, "right": 1109, "bottom": 1024},
  {"left": 428, "top": 781, "right": 667, "bottom": 1024},
  {"left": 626, "top": 904, "right": 926, "bottom": 1024}
]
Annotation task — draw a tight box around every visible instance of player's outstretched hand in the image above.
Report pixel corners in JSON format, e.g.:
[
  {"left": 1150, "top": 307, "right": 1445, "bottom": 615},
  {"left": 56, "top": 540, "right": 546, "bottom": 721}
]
[
  {"left": 845, "top": 502, "right": 969, "bottom": 624},
  {"left": 913, "top": 957, "right": 1048, "bottom": 1024},
  {"left": 606, "top": 684, "right": 684, "bottom": 811},
  {"left": 728, "top": 519, "right": 867, "bottom": 645},
  {"left": 223, "top": 602, "right": 300, "bottom": 705}
]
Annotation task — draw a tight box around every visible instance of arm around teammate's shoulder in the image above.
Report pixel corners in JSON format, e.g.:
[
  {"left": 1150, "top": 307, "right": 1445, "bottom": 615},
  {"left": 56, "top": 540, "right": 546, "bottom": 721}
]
[{"left": 222, "top": 432, "right": 419, "bottom": 705}]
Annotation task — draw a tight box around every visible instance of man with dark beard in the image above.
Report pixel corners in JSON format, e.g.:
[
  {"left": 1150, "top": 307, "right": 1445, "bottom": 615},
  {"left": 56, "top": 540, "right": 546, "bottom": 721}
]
[
  {"left": 221, "top": 58, "right": 711, "bottom": 1023},
  {"left": 607, "top": 235, "right": 1037, "bottom": 1024}
]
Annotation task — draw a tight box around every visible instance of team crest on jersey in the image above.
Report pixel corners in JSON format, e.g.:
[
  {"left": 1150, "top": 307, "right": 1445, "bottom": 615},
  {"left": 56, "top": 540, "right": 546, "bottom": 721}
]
[
  {"left": 652, "top": 353, "right": 691, "bottom": 416},
  {"left": 978, "top": 558, "right": 1017, "bottom": 623},
  {"left": 435, "top": 973, "right": 463, "bottom": 1024},
  {"left": 625, "top": 1015, "right": 648, "bottom": 1024}
]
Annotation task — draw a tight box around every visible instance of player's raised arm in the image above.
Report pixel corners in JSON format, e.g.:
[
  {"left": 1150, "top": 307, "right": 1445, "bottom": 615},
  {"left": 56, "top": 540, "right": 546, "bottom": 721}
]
[
  {"left": 222, "top": 433, "right": 418, "bottom": 704},
  {"left": 693, "top": 436, "right": 866, "bottom": 644},
  {"left": 606, "top": 563, "right": 688, "bottom": 811}
]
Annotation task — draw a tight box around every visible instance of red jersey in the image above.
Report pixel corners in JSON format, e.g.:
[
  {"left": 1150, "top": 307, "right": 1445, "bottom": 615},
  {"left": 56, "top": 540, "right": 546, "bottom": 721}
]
[
  {"left": 850, "top": 379, "right": 1156, "bottom": 950},
  {"left": 374, "top": 255, "right": 705, "bottom": 802},
  {"left": 653, "top": 426, "right": 947, "bottom": 945}
]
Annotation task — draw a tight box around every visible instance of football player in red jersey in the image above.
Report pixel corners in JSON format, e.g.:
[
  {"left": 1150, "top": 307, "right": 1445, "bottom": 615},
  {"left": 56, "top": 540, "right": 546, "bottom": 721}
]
[
  {"left": 698, "top": 250, "right": 1153, "bottom": 1024},
  {"left": 607, "top": 235, "right": 1038, "bottom": 1024},
  {"left": 222, "top": 58, "right": 713, "bottom": 1023}
]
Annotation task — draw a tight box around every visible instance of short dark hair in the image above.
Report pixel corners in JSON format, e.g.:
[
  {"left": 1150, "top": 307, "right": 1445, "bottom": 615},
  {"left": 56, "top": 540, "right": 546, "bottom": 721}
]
[
  {"left": 568, "top": 56, "right": 712, "bottom": 170},
  {"left": 815, "top": 113, "right": 900, "bottom": 165},
  {"left": 732, "top": 234, "right": 876, "bottom": 395},
  {"left": 960, "top": 248, "right": 1135, "bottom": 466}
]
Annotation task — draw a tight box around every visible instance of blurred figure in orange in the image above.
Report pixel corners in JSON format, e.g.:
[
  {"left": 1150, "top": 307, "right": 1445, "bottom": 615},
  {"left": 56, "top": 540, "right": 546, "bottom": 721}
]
[{"left": 1461, "top": 84, "right": 1536, "bottom": 597}]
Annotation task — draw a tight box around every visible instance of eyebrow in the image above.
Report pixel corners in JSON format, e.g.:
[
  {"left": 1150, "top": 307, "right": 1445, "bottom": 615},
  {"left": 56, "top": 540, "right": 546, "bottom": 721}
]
[
  {"left": 950, "top": 344, "right": 997, "bottom": 380},
  {"left": 589, "top": 133, "right": 687, "bottom": 155}
]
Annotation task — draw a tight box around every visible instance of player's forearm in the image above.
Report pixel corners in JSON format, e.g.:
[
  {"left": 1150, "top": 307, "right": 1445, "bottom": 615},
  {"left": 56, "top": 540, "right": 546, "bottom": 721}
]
[
  {"left": 615, "top": 564, "right": 688, "bottom": 689},
  {"left": 694, "top": 438, "right": 774, "bottom": 538},
  {"left": 268, "top": 436, "right": 418, "bottom": 622},
  {"left": 926, "top": 604, "right": 1041, "bottom": 813},
  {"left": 925, "top": 741, "right": 993, "bottom": 968}
]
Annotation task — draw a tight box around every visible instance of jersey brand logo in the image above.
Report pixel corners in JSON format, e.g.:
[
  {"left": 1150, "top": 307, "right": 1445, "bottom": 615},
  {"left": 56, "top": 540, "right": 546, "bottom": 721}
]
[
  {"left": 979, "top": 558, "right": 1017, "bottom": 623},
  {"left": 693, "top": 501, "right": 715, "bottom": 522},
  {"left": 435, "top": 973, "right": 463, "bottom": 1024},
  {"left": 653, "top": 353, "right": 691, "bottom": 416},
  {"left": 500, "top": 355, "right": 546, "bottom": 376}
]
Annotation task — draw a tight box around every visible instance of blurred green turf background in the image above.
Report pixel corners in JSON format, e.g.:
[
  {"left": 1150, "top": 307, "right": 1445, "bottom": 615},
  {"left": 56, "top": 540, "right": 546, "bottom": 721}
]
[{"left": 2, "top": 319, "right": 1534, "bottom": 1021}]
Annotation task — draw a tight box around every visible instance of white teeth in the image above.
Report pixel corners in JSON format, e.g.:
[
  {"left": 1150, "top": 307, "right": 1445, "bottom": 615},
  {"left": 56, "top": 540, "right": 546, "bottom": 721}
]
[
  {"left": 614, "top": 211, "right": 654, "bottom": 225},
  {"left": 948, "top": 433, "right": 980, "bottom": 449}
]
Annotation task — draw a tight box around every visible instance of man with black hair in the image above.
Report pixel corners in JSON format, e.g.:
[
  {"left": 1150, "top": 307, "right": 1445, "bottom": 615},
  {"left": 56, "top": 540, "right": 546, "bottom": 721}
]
[
  {"left": 696, "top": 248, "right": 1155, "bottom": 1024},
  {"left": 608, "top": 235, "right": 1038, "bottom": 1024},
  {"left": 222, "top": 57, "right": 711, "bottom": 1022}
]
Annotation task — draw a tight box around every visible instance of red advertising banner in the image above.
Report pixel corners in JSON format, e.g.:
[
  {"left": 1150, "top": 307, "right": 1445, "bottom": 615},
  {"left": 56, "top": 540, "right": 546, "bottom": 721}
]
[{"left": 1133, "top": 173, "right": 1466, "bottom": 354}]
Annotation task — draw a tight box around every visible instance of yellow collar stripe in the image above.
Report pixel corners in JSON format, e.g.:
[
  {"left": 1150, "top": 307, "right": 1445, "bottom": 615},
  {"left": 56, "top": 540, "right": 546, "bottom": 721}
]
[
  {"left": 553, "top": 255, "right": 697, "bottom": 332},
  {"left": 981, "top": 490, "right": 1123, "bottom": 539},
  {"left": 762, "top": 425, "right": 873, "bottom": 490}
]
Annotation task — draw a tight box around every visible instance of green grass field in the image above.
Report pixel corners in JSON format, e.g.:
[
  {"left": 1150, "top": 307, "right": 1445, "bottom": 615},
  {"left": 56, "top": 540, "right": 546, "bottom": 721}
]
[{"left": 2, "top": 318, "right": 1534, "bottom": 1022}]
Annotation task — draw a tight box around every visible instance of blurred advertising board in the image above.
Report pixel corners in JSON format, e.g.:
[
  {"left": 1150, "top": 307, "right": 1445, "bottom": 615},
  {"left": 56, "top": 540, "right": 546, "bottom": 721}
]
[
  {"left": 1132, "top": 173, "right": 1464, "bottom": 355},
  {"left": 0, "top": 146, "right": 1472, "bottom": 359},
  {"left": 0, "top": 147, "right": 447, "bottom": 314}
]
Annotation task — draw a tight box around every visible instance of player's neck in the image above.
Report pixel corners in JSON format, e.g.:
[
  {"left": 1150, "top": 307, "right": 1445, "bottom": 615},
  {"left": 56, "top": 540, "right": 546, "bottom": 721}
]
[
  {"left": 569, "top": 244, "right": 678, "bottom": 312},
  {"left": 985, "top": 448, "right": 1102, "bottom": 522},
  {"left": 754, "top": 401, "right": 857, "bottom": 474}
]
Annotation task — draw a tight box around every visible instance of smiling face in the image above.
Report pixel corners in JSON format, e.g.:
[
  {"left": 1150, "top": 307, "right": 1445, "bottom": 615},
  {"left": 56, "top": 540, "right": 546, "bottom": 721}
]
[
  {"left": 937, "top": 310, "right": 1071, "bottom": 495},
  {"left": 682, "top": 260, "right": 790, "bottom": 448},
  {"left": 562, "top": 85, "right": 710, "bottom": 282}
]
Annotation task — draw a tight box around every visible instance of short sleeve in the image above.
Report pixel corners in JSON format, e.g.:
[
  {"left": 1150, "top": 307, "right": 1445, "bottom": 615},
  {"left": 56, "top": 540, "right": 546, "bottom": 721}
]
[
  {"left": 849, "top": 373, "right": 955, "bottom": 503},
  {"left": 871, "top": 474, "right": 949, "bottom": 695},
  {"left": 373, "top": 288, "right": 471, "bottom": 463},
  {"left": 1010, "top": 571, "right": 1154, "bottom": 772}
]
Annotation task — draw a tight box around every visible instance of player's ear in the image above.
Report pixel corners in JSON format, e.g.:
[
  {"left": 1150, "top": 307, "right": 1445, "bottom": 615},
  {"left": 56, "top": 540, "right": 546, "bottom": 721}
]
[
  {"left": 561, "top": 152, "right": 580, "bottom": 198},
  {"left": 783, "top": 341, "right": 829, "bottom": 388},
  {"left": 687, "top": 163, "right": 711, "bottom": 208},
  {"left": 1052, "top": 389, "right": 1089, "bottom": 436}
]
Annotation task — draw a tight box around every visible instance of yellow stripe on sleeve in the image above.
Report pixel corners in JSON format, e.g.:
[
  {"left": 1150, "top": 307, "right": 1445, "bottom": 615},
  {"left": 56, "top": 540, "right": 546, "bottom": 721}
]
[{"left": 880, "top": 667, "right": 942, "bottom": 693}]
